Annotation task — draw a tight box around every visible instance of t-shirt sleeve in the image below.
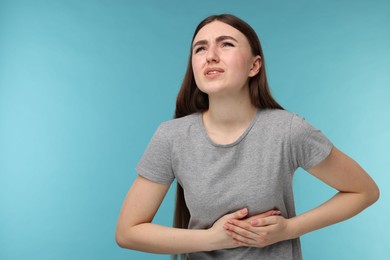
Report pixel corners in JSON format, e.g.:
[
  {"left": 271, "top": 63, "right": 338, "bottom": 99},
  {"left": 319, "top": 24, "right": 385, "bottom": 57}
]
[
  {"left": 290, "top": 114, "right": 333, "bottom": 170},
  {"left": 136, "top": 124, "right": 175, "bottom": 185}
]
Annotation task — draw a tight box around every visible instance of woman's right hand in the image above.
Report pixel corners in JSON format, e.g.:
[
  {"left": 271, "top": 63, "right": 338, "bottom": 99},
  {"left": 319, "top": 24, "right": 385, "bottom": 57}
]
[
  {"left": 208, "top": 208, "right": 250, "bottom": 250},
  {"left": 207, "top": 208, "right": 281, "bottom": 250}
]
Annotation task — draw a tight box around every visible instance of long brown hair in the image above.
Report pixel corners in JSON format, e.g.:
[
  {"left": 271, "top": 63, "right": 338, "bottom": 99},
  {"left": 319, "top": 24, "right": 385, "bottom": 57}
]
[{"left": 173, "top": 13, "right": 283, "bottom": 258}]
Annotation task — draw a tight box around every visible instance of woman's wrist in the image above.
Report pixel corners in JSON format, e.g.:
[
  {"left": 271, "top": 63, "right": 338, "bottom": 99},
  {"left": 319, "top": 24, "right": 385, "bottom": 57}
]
[
  {"left": 286, "top": 217, "right": 303, "bottom": 240},
  {"left": 203, "top": 228, "right": 214, "bottom": 251},
  {"left": 205, "top": 227, "right": 224, "bottom": 251},
  {"left": 205, "top": 225, "right": 237, "bottom": 252}
]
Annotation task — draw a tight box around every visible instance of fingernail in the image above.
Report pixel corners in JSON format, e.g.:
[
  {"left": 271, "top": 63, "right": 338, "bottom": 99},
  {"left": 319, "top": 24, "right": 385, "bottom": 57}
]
[
  {"left": 251, "top": 220, "right": 258, "bottom": 225},
  {"left": 241, "top": 208, "right": 248, "bottom": 214}
]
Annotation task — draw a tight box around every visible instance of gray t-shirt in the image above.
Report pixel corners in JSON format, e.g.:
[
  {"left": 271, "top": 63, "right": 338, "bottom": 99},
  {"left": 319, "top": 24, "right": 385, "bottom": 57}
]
[{"left": 136, "top": 109, "right": 333, "bottom": 260}]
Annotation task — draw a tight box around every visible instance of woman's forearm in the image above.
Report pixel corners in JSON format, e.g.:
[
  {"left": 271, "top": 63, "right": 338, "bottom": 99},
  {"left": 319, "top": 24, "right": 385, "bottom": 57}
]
[
  {"left": 290, "top": 190, "right": 379, "bottom": 238},
  {"left": 222, "top": 190, "right": 378, "bottom": 248},
  {"left": 116, "top": 223, "right": 214, "bottom": 254},
  {"left": 116, "top": 177, "right": 248, "bottom": 254},
  {"left": 116, "top": 207, "right": 251, "bottom": 254},
  {"left": 290, "top": 148, "right": 380, "bottom": 239}
]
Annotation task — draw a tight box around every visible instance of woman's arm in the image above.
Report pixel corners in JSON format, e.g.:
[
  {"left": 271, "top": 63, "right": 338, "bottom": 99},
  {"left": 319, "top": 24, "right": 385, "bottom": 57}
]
[
  {"left": 288, "top": 147, "right": 379, "bottom": 237},
  {"left": 223, "top": 147, "right": 380, "bottom": 247},
  {"left": 115, "top": 175, "right": 247, "bottom": 254}
]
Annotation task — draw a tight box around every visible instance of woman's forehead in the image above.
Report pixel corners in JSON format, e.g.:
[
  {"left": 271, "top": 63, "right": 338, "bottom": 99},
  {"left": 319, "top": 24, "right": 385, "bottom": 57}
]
[{"left": 193, "top": 21, "right": 245, "bottom": 43}]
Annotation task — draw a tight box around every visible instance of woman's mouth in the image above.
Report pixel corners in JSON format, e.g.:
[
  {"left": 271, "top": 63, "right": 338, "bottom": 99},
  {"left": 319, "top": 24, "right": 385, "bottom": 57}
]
[{"left": 204, "top": 67, "right": 225, "bottom": 77}]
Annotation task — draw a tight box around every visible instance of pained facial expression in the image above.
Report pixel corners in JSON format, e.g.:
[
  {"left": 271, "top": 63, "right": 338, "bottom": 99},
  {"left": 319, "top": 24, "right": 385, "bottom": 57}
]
[{"left": 191, "top": 21, "right": 261, "bottom": 97}]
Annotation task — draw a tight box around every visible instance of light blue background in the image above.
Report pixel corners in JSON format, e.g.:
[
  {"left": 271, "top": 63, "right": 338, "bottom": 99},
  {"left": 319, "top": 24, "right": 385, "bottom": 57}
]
[{"left": 1, "top": 0, "right": 389, "bottom": 259}]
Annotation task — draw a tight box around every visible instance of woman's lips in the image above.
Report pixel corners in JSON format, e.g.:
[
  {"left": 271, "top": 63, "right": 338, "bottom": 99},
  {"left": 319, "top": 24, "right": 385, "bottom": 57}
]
[{"left": 204, "top": 67, "right": 225, "bottom": 78}]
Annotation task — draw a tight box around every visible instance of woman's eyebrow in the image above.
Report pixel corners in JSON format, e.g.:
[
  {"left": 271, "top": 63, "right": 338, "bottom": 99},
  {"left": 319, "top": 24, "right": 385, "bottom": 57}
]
[
  {"left": 192, "top": 39, "right": 208, "bottom": 49},
  {"left": 192, "top": 35, "right": 238, "bottom": 49},
  {"left": 216, "top": 35, "right": 238, "bottom": 43}
]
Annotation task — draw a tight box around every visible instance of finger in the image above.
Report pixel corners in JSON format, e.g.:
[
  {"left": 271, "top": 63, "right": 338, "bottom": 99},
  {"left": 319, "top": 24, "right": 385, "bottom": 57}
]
[
  {"left": 250, "top": 216, "right": 279, "bottom": 227},
  {"left": 226, "top": 208, "right": 249, "bottom": 220},
  {"left": 227, "top": 219, "right": 253, "bottom": 230},
  {"left": 226, "top": 230, "right": 256, "bottom": 246},
  {"left": 232, "top": 238, "right": 249, "bottom": 247},
  {"left": 224, "top": 225, "right": 257, "bottom": 245},
  {"left": 225, "top": 219, "right": 259, "bottom": 237},
  {"left": 244, "top": 209, "right": 281, "bottom": 223},
  {"left": 259, "top": 209, "right": 281, "bottom": 217}
]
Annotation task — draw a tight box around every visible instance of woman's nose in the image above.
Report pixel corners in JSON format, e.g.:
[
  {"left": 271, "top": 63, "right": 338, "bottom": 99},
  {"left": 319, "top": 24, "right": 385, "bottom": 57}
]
[{"left": 206, "top": 45, "right": 220, "bottom": 63}]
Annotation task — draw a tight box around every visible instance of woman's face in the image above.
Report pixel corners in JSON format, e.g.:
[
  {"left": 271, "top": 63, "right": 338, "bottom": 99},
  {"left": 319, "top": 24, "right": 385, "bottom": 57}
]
[{"left": 191, "top": 21, "right": 261, "bottom": 97}]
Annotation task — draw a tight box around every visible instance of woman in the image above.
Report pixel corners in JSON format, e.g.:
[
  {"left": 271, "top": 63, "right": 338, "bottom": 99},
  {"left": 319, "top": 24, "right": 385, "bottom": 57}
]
[{"left": 115, "top": 14, "right": 379, "bottom": 259}]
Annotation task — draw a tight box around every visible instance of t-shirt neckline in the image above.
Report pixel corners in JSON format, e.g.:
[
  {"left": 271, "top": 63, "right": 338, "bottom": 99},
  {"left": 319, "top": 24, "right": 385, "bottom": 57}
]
[{"left": 197, "top": 110, "right": 260, "bottom": 148}]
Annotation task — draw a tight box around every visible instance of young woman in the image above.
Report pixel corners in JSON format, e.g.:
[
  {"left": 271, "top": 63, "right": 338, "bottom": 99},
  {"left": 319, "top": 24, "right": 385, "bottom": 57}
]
[{"left": 115, "top": 14, "right": 379, "bottom": 259}]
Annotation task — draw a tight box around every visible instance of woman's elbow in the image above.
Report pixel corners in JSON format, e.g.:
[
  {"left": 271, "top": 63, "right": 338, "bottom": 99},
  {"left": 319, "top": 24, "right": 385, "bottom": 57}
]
[
  {"left": 115, "top": 228, "right": 127, "bottom": 248},
  {"left": 368, "top": 183, "right": 380, "bottom": 205},
  {"left": 363, "top": 178, "right": 380, "bottom": 207},
  {"left": 115, "top": 226, "right": 135, "bottom": 249}
]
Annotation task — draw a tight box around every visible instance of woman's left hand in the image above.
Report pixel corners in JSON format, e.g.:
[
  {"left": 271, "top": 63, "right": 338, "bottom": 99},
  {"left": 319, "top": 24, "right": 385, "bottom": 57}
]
[{"left": 223, "top": 215, "right": 296, "bottom": 248}]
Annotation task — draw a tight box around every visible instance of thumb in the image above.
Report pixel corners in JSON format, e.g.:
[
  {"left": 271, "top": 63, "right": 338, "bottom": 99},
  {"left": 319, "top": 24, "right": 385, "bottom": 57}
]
[{"left": 227, "top": 208, "right": 248, "bottom": 220}]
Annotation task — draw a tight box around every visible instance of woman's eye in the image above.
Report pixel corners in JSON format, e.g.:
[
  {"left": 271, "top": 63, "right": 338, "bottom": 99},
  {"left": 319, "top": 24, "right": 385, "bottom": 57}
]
[
  {"left": 194, "top": 47, "right": 206, "bottom": 53},
  {"left": 222, "top": 42, "right": 234, "bottom": 47}
]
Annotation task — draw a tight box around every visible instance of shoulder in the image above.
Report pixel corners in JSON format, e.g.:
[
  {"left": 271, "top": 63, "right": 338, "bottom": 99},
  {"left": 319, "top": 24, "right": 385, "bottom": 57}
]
[
  {"left": 255, "top": 109, "right": 319, "bottom": 140},
  {"left": 256, "top": 109, "right": 296, "bottom": 129},
  {"left": 140, "top": 114, "right": 200, "bottom": 159},
  {"left": 259, "top": 109, "right": 295, "bottom": 120},
  {"left": 156, "top": 113, "right": 199, "bottom": 139},
  {"left": 259, "top": 109, "right": 314, "bottom": 129}
]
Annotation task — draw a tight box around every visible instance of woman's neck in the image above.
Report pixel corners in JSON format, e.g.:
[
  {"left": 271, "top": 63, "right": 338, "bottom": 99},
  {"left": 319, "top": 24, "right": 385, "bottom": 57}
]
[{"left": 202, "top": 89, "right": 258, "bottom": 144}]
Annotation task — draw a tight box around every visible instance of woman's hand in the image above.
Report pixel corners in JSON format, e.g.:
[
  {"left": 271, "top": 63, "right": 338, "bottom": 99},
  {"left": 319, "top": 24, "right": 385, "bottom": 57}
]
[
  {"left": 207, "top": 208, "right": 250, "bottom": 250},
  {"left": 223, "top": 213, "right": 296, "bottom": 248},
  {"left": 208, "top": 208, "right": 285, "bottom": 250},
  {"left": 242, "top": 209, "right": 281, "bottom": 224}
]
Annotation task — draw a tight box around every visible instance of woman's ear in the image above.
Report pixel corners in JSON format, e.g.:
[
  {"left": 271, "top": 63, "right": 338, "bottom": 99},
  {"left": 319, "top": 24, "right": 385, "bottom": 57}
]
[{"left": 249, "top": 55, "right": 262, "bottom": 77}]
